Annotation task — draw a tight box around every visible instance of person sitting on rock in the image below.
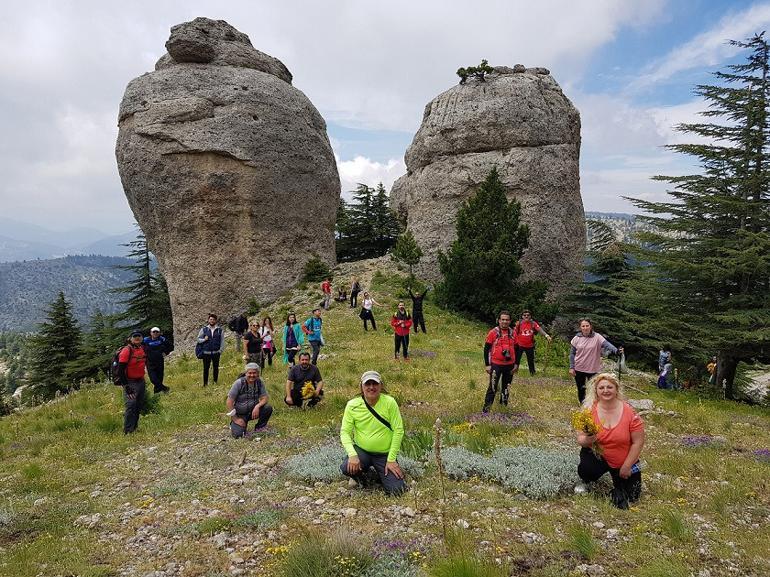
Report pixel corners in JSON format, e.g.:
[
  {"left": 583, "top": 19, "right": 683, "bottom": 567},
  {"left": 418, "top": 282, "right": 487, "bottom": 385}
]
[
  {"left": 285, "top": 352, "right": 324, "bottom": 407},
  {"left": 226, "top": 363, "right": 273, "bottom": 437},
  {"left": 340, "top": 370, "right": 406, "bottom": 495},
  {"left": 574, "top": 373, "right": 645, "bottom": 509}
]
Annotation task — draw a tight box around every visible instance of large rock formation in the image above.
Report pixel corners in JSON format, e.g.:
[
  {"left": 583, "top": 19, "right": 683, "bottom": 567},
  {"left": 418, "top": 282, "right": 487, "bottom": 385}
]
[
  {"left": 116, "top": 18, "right": 339, "bottom": 347},
  {"left": 390, "top": 65, "right": 584, "bottom": 294}
]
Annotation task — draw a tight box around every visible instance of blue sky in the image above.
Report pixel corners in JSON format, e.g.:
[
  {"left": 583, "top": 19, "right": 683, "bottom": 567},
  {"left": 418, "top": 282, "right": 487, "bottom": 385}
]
[{"left": 0, "top": 0, "right": 768, "bottom": 233}]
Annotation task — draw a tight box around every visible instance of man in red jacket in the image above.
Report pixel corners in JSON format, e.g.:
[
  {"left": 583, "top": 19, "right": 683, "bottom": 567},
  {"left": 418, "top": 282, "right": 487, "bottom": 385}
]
[
  {"left": 512, "top": 310, "right": 552, "bottom": 376},
  {"left": 483, "top": 310, "right": 515, "bottom": 412},
  {"left": 390, "top": 302, "right": 413, "bottom": 361},
  {"left": 118, "top": 331, "right": 147, "bottom": 433},
  {"left": 321, "top": 278, "right": 332, "bottom": 310}
]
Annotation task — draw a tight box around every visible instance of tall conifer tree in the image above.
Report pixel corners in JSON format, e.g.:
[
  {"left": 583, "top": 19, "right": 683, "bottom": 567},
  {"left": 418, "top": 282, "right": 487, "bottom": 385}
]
[
  {"left": 28, "top": 291, "right": 82, "bottom": 396},
  {"left": 629, "top": 33, "right": 770, "bottom": 398},
  {"left": 436, "top": 167, "right": 547, "bottom": 322}
]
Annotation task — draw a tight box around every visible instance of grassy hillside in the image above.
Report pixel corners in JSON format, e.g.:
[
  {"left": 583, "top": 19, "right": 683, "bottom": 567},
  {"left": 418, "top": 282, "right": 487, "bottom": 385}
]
[{"left": 1, "top": 264, "right": 768, "bottom": 577}]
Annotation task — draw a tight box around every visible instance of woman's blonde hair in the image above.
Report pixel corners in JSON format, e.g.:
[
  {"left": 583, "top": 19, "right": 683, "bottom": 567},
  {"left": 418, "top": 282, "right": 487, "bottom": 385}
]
[{"left": 582, "top": 372, "right": 625, "bottom": 408}]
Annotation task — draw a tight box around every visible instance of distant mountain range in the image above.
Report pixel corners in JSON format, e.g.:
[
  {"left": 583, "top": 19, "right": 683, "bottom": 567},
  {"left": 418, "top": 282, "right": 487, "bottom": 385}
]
[
  {"left": 584, "top": 211, "right": 651, "bottom": 244},
  {"left": 0, "top": 255, "right": 133, "bottom": 331},
  {"left": 0, "top": 217, "right": 136, "bottom": 262}
]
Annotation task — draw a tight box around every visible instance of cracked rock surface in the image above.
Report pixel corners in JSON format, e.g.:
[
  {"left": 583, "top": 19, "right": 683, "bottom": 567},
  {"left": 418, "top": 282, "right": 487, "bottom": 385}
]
[
  {"left": 116, "top": 18, "right": 339, "bottom": 346},
  {"left": 390, "top": 65, "right": 584, "bottom": 293}
]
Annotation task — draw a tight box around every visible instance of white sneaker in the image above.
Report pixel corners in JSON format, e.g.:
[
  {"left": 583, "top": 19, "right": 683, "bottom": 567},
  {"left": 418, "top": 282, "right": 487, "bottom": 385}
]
[{"left": 574, "top": 482, "right": 589, "bottom": 495}]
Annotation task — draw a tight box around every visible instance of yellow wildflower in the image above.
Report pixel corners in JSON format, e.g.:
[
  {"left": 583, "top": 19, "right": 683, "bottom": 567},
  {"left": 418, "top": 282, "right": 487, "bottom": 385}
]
[
  {"left": 301, "top": 381, "right": 316, "bottom": 400},
  {"left": 571, "top": 409, "right": 599, "bottom": 435}
]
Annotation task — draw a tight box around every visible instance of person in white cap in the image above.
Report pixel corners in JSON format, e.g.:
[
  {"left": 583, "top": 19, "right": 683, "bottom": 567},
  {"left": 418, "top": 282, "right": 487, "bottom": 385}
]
[
  {"left": 339, "top": 370, "right": 406, "bottom": 494},
  {"left": 143, "top": 327, "right": 173, "bottom": 394},
  {"left": 226, "top": 363, "right": 272, "bottom": 437}
]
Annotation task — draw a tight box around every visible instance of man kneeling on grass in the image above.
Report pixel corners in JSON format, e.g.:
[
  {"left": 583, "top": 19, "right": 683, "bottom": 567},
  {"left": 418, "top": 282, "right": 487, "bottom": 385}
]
[
  {"left": 340, "top": 370, "right": 406, "bottom": 495},
  {"left": 226, "top": 363, "right": 273, "bottom": 438}
]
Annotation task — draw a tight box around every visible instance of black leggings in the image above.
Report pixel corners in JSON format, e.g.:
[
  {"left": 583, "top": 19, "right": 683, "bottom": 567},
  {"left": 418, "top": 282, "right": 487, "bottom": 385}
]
[
  {"left": 413, "top": 312, "right": 426, "bottom": 333},
  {"left": 202, "top": 353, "right": 220, "bottom": 386},
  {"left": 574, "top": 371, "right": 596, "bottom": 403},
  {"left": 362, "top": 309, "right": 376, "bottom": 330},
  {"left": 395, "top": 334, "right": 410, "bottom": 358},
  {"left": 514, "top": 345, "right": 535, "bottom": 375},
  {"left": 578, "top": 448, "right": 642, "bottom": 507},
  {"left": 483, "top": 363, "right": 514, "bottom": 409}
]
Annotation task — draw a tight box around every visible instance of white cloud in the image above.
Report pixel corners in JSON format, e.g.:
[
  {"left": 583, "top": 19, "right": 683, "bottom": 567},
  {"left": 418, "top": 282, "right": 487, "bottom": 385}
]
[
  {"left": 631, "top": 2, "right": 770, "bottom": 90},
  {"left": 336, "top": 156, "right": 406, "bottom": 198}
]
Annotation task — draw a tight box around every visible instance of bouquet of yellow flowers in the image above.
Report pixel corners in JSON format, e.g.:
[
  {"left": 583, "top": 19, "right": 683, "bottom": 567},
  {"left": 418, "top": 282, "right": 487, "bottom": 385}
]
[
  {"left": 301, "top": 381, "right": 316, "bottom": 400},
  {"left": 571, "top": 408, "right": 599, "bottom": 435},
  {"left": 571, "top": 408, "right": 602, "bottom": 456}
]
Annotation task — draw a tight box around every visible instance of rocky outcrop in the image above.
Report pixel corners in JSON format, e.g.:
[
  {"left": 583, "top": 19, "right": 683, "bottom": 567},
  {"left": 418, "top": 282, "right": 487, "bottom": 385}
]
[
  {"left": 390, "top": 65, "right": 584, "bottom": 294},
  {"left": 116, "top": 18, "right": 339, "bottom": 347}
]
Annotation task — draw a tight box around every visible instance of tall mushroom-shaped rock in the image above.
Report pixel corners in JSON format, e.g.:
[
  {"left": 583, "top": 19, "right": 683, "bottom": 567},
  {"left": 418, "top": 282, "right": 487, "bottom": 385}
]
[
  {"left": 116, "top": 18, "right": 339, "bottom": 347},
  {"left": 390, "top": 66, "right": 584, "bottom": 294}
]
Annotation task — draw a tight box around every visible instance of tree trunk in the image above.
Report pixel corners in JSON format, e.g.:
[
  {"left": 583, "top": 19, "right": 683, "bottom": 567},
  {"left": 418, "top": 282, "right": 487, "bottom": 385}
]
[{"left": 716, "top": 353, "right": 739, "bottom": 400}]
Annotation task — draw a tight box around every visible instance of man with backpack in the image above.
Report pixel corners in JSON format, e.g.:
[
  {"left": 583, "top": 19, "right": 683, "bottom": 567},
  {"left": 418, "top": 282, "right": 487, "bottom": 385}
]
[
  {"left": 512, "top": 310, "right": 552, "bottom": 376},
  {"left": 116, "top": 331, "right": 147, "bottom": 434},
  {"left": 302, "top": 308, "right": 324, "bottom": 365},
  {"left": 143, "top": 327, "right": 172, "bottom": 394},
  {"left": 482, "top": 310, "right": 516, "bottom": 413},
  {"left": 228, "top": 313, "right": 249, "bottom": 352},
  {"left": 226, "top": 362, "right": 273, "bottom": 437}
]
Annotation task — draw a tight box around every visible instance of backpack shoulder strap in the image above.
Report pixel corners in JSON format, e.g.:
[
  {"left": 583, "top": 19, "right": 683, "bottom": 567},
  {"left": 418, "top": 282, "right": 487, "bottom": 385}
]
[{"left": 361, "top": 395, "right": 392, "bottom": 430}]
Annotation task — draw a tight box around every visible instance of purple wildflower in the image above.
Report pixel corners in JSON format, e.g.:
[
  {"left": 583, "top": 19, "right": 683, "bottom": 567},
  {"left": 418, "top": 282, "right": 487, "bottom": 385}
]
[
  {"left": 467, "top": 411, "right": 535, "bottom": 427},
  {"left": 681, "top": 435, "right": 715, "bottom": 448},
  {"left": 753, "top": 448, "right": 770, "bottom": 463}
]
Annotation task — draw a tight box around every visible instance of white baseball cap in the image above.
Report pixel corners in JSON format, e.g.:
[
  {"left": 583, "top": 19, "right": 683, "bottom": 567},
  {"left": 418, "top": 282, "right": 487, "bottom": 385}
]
[
  {"left": 360, "top": 370, "right": 383, "bottom": 384},
  {"left": 150, "top": 327, "right": 161, "bottom": 332}
]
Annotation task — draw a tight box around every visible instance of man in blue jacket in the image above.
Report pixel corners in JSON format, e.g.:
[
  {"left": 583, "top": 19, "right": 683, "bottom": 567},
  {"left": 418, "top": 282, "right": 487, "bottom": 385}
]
[{"left": 143, "top": 327, "right": 173, "bottom": 394}]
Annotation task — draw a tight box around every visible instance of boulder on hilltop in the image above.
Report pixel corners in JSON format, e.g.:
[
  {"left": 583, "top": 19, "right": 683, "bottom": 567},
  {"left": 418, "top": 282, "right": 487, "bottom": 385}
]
[
  {"left": 116, "top": 18, "right": 339, "bottom": 347},
  {"left": 390, "top": 65, "right": 584, "bottom": 294}
]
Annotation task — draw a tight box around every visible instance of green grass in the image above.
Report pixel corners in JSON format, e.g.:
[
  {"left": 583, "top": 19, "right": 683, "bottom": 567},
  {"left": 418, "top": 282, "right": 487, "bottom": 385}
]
[
  {"left": 568, "top": 523, "right": 599, "bottom": 560},
  {"left": 0, "top": 262, "right": 769, "bottom": 577}
]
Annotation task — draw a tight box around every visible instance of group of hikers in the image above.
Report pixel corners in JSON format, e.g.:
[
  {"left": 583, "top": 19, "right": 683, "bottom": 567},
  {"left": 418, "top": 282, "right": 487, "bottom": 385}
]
[{"left": 114, "top": 281, "right": 646, "bottom": 508}]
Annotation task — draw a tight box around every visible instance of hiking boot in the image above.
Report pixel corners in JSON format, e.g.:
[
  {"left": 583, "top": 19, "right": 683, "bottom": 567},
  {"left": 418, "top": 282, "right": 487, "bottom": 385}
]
[
  {"left": 611, "top": 488, "right": 629, "bottom": 510},
  {"left": 482, "top": 406, "right": 491, "bottom": 414},
  {"left": 154, "top": 384, "right": 170, "bottom": 394}
]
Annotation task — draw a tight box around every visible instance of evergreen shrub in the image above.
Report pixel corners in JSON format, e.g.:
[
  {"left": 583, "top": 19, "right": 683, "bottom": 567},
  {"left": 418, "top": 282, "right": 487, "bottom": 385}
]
[
  {"left": 284, "top": 442, "right": 424, "bottom": 482},
  {"left": 441, "top": 446, "right": 579, "bottom": 498},
  {"left": 301, "top": 255, "right": 332, "bottom": 283}
]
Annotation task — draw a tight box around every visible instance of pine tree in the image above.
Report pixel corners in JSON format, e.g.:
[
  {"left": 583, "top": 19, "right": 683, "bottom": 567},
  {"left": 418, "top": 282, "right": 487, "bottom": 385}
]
[
  {"left": 27, "top": 291, "right": 82, "bottom": 397},
  {"left": 435, "top": 167, "right": 548, "bottom": 322},
  {"left": 391, "top": 230, "right": 423, "bottom": 276},
  {"left": 336, "top": 183, "right": 401, "bottom": 261},
  {"left": 628, "top": 33, "right": 770, "bottom": 398},
  {"left": 113, "top": 229, "right": 173, "bottom": 339},
  {"left": 372, "top": 182, "right": 402, "bottom": 255},
  {"left": 68, "top": 311, "right": 123, "bottom": 381}
]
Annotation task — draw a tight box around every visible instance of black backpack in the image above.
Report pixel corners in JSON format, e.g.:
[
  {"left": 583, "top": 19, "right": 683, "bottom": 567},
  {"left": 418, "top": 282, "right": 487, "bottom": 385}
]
[{"left": 110, "top": 345, "right": 133, "bottom": 386}]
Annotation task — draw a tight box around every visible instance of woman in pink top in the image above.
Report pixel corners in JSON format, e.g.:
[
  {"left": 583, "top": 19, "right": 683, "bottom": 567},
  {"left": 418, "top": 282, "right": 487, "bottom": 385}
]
[
  {"left": 569, "top": 318, "right": 622, "bottom": 403},
  {"left": 575, "top": 373, "right": 645, "bottom": 509}
]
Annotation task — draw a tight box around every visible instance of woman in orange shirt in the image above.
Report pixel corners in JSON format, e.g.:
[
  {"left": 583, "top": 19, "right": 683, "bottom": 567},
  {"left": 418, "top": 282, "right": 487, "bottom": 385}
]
[{"left": 575, "top": 373, "right": 645, "bottom": 509}]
